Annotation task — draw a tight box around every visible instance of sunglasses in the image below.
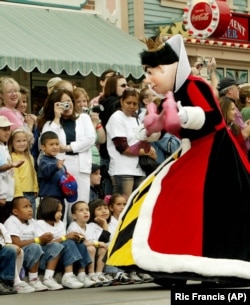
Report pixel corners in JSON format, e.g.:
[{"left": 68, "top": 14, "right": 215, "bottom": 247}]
[{"left": 120, "top": 84, "right": 128, "bottom": 88}]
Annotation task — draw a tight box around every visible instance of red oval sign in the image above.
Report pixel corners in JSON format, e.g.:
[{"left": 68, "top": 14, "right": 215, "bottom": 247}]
[{"left": 191, "top": 2, "right": 212, "bottom": 30}]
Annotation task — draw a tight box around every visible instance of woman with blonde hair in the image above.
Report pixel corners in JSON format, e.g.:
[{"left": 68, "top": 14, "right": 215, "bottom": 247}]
[{"left": 0, "top": 77, "right": 24, "bottom": 130}]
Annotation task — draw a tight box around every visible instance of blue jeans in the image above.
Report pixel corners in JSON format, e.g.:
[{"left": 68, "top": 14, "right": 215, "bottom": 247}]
[
  {"left": 57, "top": 239, "right": 92, "bottom": 271},
  {"left": 111, "top": 175, "right": 145, "bottom": 198},
  {"left": 0, "top": 246, "right": 16, "bottom": 281},
  {"left": 23, "top": 242, "right": 63, "bottom": 271},
  {"left": 40, "top": 242, "right": 64, "bottom": 270},
  {"left": 23, "top": 243, "right": 44, "bottom": 270}
]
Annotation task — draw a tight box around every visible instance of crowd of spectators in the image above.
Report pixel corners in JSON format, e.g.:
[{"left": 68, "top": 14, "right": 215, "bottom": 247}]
[{"left": 1, "top": 63, "right": 249, "bottom": 294}]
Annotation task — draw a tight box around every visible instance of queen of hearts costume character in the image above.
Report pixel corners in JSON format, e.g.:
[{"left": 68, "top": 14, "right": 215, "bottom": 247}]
[{"left": 107, "top": 34, "right": 250, "bottom": 284}]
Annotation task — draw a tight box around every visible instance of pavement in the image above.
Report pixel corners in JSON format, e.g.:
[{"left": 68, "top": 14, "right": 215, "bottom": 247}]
[{"left": 0, "top": 282, "right": 170, "bottom": 305}]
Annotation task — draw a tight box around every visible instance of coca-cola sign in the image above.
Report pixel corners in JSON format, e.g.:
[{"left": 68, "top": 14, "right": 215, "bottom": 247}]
[
  {"left": 183, "top": 0, "right": 231, "bottom": 38},
  {"left": 191, "top": 3, "right": 212, "bottom": 30}
]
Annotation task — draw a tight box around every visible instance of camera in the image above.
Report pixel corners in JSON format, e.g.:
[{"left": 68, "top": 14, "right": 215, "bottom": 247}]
[
  {"left": 59, "top": 101, "right": 70, "bottom": 110},
  {"left": 82, "top": 104, "right": 104, "bottom": 115}
]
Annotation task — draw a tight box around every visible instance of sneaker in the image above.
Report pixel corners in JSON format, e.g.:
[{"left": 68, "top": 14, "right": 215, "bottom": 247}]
[
  {"left": 104, "top": 273, "right": 117, "bottom": 285},
  {"left": 129, "top": 272, "right": 144, "bottom": 284},
  {"left": 88, "top": 274, "right": 103, "bottom": 287},
  {"left": 14, "top": 281, "right": 35, "bottom": 294},
  {"left": 77, "top": 275, "right": 96, "bottom": 288},
  {"left": 97, "top": 273, "right": 112, "bottom": 286},
  {"left": 61, "top": 273, "right": 84, "bottom": 289},
  {"left": 138, "top": 273, "right": 154, "bottom": 283},
  {"left": 0, "top": 281, "right": 17, "bottom": 295},
  {"left": 29, "top": 278, "right": 48, "bottom": 292},
  {"left": 43, "top": 277, "right": 64, "bottom": 291},
  {"left": 113, "top": 272, "right": 135, "bottom": 285}
]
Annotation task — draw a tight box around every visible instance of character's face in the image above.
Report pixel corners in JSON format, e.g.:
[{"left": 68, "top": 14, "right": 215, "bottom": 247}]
[{"left": 143, "top": 63, "right": 178, "bottom": 96}]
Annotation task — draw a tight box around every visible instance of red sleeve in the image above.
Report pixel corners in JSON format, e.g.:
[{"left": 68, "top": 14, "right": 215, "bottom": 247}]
[{"left": 112, "top": 137, "right": 129, "bottom": 154}]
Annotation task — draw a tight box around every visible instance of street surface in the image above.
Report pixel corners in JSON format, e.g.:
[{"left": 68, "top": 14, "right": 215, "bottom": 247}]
[{"left": 0, "top": 282, "right": 170, "bottom": 305}]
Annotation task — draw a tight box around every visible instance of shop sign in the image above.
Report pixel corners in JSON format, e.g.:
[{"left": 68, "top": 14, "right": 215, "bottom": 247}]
[
  {"left": 221, "top": 14, "right": 249, "bottom": 41},
  {"left": 183, "top": 0, "right": 231, "bottom": 38}
]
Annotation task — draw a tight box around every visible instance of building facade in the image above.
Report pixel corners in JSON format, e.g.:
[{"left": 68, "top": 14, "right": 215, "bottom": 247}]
[{"left": 1, "top": 0, "right": 250, "bottom": 110}]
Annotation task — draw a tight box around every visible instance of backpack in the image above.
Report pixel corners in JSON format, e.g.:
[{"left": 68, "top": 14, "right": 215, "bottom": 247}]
[
  {"left": 59, "top": 171, "right": 78, "bottom": 202},
  {"left": 152, "top": 132, "right": 181, "bottom": 164}
]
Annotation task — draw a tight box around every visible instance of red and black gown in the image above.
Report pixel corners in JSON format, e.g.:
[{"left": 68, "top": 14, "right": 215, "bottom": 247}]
[{"left": 107, "top": 75, "right": 250, "bottom": 281}]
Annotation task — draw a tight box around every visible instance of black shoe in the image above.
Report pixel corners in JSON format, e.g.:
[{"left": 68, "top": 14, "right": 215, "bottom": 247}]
[{"left": 0, "top": 281, "right": 17, "bottom": 295}]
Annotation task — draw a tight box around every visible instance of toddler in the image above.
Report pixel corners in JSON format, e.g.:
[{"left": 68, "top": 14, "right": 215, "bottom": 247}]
[
  {"left": 8, "top": 128, "right": 38, "bottom": 218},
  {"left": 36, "top": 197, "right": 95, "bottom": 289},
  {"left": 4, "top": 196, "right": 63, "bottom": 291}
]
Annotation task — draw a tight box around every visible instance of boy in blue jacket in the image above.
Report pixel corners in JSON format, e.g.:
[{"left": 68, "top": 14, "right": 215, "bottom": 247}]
[{"left": 38, "top": 131, "right": 66, "bottom": 217}]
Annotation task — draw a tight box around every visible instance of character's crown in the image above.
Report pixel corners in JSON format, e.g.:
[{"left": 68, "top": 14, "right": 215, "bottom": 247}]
[{"left": 144, "top": 35, "right": 165, "bottom": 51}]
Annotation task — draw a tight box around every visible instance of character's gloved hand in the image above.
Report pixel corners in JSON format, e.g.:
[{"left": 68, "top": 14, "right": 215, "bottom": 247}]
[
  {"left": 144, "top": 102, "right": 165, "bottom": 135},
  {"left": 135, "top": 124, "right": 161, "bottom": 142},
  {"left": 177, "top": 101, "right": 188, "bottom": 124},
  {"left": 128, "top": 141, "right": 151, "bottom": 155},
  {"left": 177, "top": 101, "right": 205, "bottom": 130},
  {"left": 162, "top": 92, "right": 181, "bottom": 135}
]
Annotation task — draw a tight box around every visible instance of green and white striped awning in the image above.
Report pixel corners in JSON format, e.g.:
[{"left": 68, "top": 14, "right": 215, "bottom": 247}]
[{"left": 0, "top": 3, "right": 146, "bottom": 78}]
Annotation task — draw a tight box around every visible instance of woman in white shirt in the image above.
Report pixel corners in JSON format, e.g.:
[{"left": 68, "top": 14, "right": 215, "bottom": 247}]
[{"left": 106, "top": 88, "right": 157, "bottom": 198}]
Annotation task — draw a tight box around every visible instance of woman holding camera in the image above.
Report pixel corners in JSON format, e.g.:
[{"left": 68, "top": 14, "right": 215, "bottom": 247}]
[
  {"left": 37, "top": 88, "right": 96, "bottom": 222},
  {"left": 73, "top": 87, "right": 106, "bottom": 165}
]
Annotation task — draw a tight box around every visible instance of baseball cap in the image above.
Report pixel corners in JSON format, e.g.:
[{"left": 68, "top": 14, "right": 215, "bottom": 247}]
[
  {"left": 60, "top": 171, "right": 78, "bottom": 203},
  {"left": 0, "top": 116, "right": 13, "bottom": 127},
  {"left": 91, "top": 163, "right": 100, "bottom": 174},
  {"left": 218, "top": 77, "right": 243, "bottom": 93},
  {"left": 47, "top": 77, "right": 62, "bottom": 91}
]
